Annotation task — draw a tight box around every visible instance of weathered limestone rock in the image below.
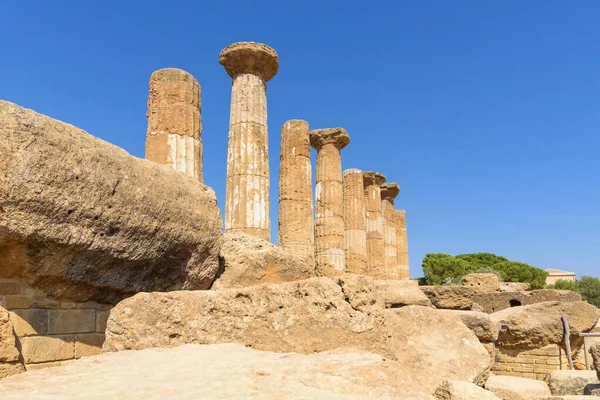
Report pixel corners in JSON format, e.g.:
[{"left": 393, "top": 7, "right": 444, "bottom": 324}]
[
  {"left": 548, "top": 370, "right": 599, "bottom": 396},
  {"left": 396, "top": 209, "right": 409, "bottom": 278},
  {"left": 461, "top": 273, "right": 500, "bottom": 294},
  {"left": 473, "top": 289, "right": 582, "bottom": 314},
  {"left": 278, "top": 120, "right": 314, "bottom": 265},
  {"left": 363, "top": 172, "right": 386, "bottom": 279},
  {"left": 380, "top": 183, "right": 400, "bottom": 280},
  {"left": 220, "top": 42, "right": 279, "bottom": 240},
  {"left": 439, "top": 310, "right": 500, "bottom": 342},
  {"left": 103, "top": 275, "right": 391, "bottom": 357},
  {"left": 375, "top": 280, "right": 432, "bottom": 308},
  {"left": 585, "top": 383, "right": 600, "bottom": 396},
  {"left": 500, "top": 282, "right": 532, "bottom": 292},
  {"left": 591, "top": 343, "right": 600, "bottom": 379},
  {"left": 543, "top": 396, "right": 600, "bottom": 400},
  {"left": 491, "top": 301, "right": 599, "bottom": 349},
  {"left": 386, "top": 306, "right": 491, "bottom": 393},
  {"left": 0, "top": 307, "right": 25, "bottom": 378},
  {"left": 0, "top": 101, "right": 222, "bottom": 304},
  {"left": 420, "top": 286, "right": 475, "bottom": 310},
  {"left": 343, "top": 169, "right": 367, "bottom": 274},
  {"left": 310, "top": 128, "right": 350, "bottom": 276},
  {"left": 145, "top": 68, "right": 203, "bottom": 181},
  {"left": 0, "top": 343, "right": 435, "bottom": 400},
  {"left": 434, "top": 380, "right": 501, "bottom": 400},
  {"left": 485, "top": 375, "right": 551, "bottom": 400},
  {"left": 211, "top": 232, "right": 314, "bottom": 290}
]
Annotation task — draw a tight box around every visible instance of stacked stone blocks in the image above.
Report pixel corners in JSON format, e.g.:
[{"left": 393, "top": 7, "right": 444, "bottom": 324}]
[{"left": 493, "top": 344, "right": 571, "bottom": 381}]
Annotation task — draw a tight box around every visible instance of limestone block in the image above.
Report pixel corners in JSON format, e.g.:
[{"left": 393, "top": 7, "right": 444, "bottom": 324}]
[
  {"left": 0, "top": 363, "right": 25, "bottom": 380},
  {"left": 491, "top": 301, "right": 599, "bottom": 349},
  {"left": 96, "top": 310, "right": 109, "bottom": 333},
  {"left": 9, "top": 309, "right": 48, "bottom": 336},
  {"left": 420, "top": 286, "right": 475, "bottom": 310},
  {"left": 591, "top": 343, "right": 600, "bottom": 380},
  {"left": 500, "top": 282, "right": 532, "bottom": 292},
  {"left": 48, "top": 309, "right": 95, "bottom": 334},
  {"left": 548, "top": 370, "right": 599, "bottom": 396},
  {"left": 434, "top": 380, "right": 501, "bottom": 400},
  {"left": 0, "top": 307, "right": 21, "bottom": 363},
  {"left": 19, "top": 335, "right": 75, "bottom": 363},
  {"left": 0, "top": 280, "right": 21, "bottom": 295},
  {"left": 74, "top": 333, "right": 105, "bottom": 358},
  {"left": 375, "top": 280, "right": 432, "bottom": 308},
  {"left": 461, "top": 273, "right": 500, "bottom": 294},
  {"left": 211, "top": 232, "right": 314, "bottom": 290},
  {"left": 485, "top": 375, "right": 551, "bottom": 400},
  {"left": 439, "top": 310, "right": 500, "bottom": 342},
  {"left": 0, "top": 100, "right": 222, "bottom": 304}
]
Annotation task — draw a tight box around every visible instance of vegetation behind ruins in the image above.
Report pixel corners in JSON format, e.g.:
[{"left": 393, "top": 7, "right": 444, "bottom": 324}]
[
  {"left": 420, "top": 252, "right": 549, "bottom": 289},
  {"left": 547, "top": 276, "right": 600, "bottom": 307}
]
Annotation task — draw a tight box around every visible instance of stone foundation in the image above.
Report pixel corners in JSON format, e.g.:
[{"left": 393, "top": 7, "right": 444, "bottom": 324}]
[
  {"left": 0, "top": 278, "right": 110, "bottom": 371},
  {"left": 493, "top": 344, "right": 573, "bottom": 381}
]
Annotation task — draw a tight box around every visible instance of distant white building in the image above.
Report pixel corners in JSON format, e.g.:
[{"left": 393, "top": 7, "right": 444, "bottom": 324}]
[{"left": 545, "top": 268, "right": 577, "bottom": 285}]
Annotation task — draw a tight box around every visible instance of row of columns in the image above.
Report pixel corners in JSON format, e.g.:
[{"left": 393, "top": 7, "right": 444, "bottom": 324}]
[{"left": 143, "top": 41, "right": 409, "bottom": 280}]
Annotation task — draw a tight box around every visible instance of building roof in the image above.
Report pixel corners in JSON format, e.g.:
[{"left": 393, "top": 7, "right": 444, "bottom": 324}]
[{"left": 545, "top": 268, "right": 576, "bottom": 275}]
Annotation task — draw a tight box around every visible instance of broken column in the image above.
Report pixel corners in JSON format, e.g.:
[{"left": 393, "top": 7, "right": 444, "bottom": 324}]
[
  {"left": 278, "top": 120, "right": 314, "bottom": 265},
  {"left": 380, "top": 183, "right": 400, "bottom": 280},
  {"left": 343, "top": 169, "right": 367, "bottom": 274},
  {"left": 145, "top": 68, "right": 203, "bottom": 182},
  {"left": 310, "top": 128, "right": 350, "bottom": 276},
  {"left": 363, "top": 171, "right": 386, "bottom": 279},
  {"left": 219, "top": 42, "right": 279, "bottom": 241},
  {"left": 397, "top": 209, "right": 409, "bottom": 279}
]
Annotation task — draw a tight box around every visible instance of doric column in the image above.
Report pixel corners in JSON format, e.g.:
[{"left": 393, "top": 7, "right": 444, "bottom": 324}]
[
  {"left": 397, "top": 209, "right": 409, "bottom": 279},
  {"left": 219, "top": 42, "right": 279, "bottom": 240},
  {"left": 380, "top": 183, "right": 400, "bottom": 280},
  {"left": 278, "top": 120, "right": 314, "bottom": 265},
  {"left": 145, "top": 68, "right": 203, "bottom": 182},
  {"left": 363, "top": 171, "right": 386, "bottom": 279},
  {"left": 343, "top": 168, "right": 367, "bottom": 274},
  {"left": 310, "top": 128, "right": 350, "bottom": 276}
]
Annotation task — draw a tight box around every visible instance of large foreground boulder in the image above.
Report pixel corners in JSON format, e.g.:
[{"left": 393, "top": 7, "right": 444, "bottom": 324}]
[
  {"left": 491, "top": 301, "right": 599, "bottom": 348},
  {"left": 386, "top": 306, "right": 491, "bottom": 393},
  {"left": 211, "top": 232, "right": 314, "bottom": 290},
  {"left": 485, "top": 375, "right": 551, "bottom": 400},
  {"left": 0, "top": 343, "right": 434, "bottom": 399},
  {"left": 0, "top": 307, "right": 25, "bottom": 378},
  {"left": 434, "top": 380, "right": 500, "bottom": 400},
  {"left": 439, "top": 310, "right": 500, "bottom": 342},
  {"left": 420, "top": 286, "right": 475, "bottom": 310},
  {"left": 103, "top": 275, "right": 391, "bottom": 356},
  {"left": 548, "top": 370, "right": 599, "bottom": 396},
  {"left": 375, "top": 280, "right": 432, "bottom": 308},
  {"left": 0, "top": 100, "right": 222, "bottom": 304}
]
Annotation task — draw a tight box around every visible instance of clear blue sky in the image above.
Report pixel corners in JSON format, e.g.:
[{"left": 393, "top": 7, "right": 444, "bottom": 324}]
[{"left": 1, "top": 1, "right": 599, "bottom": 278}]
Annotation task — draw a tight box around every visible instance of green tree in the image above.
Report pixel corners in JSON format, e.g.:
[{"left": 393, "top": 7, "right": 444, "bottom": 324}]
[
  {"left": 422, "top": 253, "right": 473, "bottom": 285},
  {"left": 456, "top": 253, "right": 508, "bottom": 270},
  {"left": 578, "top": 276, "right": 600, "bottom": 305},
  {"left": 547, "top": 279, "right": 580, "bottom": 292},
  {"left": 492, "top": 261, "right": 548, "bottom": 289}
]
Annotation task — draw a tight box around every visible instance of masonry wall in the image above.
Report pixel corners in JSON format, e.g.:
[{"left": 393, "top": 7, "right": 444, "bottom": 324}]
[
  {"left": 492, "top": 344, "right": 571, "bottom": 381},
  {"left": 0, "top": 277, "right": 111, "bottom": 370}
]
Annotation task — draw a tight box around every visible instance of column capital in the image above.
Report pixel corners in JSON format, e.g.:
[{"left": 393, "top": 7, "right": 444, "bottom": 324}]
[
  {"left": 363, "top": 171, "right": 386, "bottom": 187},
  {"left": 380, "top": 182, "right": 400, "bottom": 201},
  {"left": 309, "top": 128, "right": 350, "bottom": 151},
  {"left": 219, "top": 42, "right": 279, "bottom": 81},
  {"left": 343, "top": 168, "right": 363, "bottom": 177}
]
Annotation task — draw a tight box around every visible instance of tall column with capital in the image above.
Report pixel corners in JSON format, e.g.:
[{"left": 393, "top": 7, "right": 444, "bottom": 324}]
[
  {"left": 219, "top": 42, "right": 279, "bottom": 240},
  {"left": 310, "top": 128, "right": 350, "bottom": 276},
  {"left": 343, "top": 168, "right": 367, "bottom": 274},
  {"left": 145, "top": 68, "right": 203, "bottom": 181},
  {"left": 381, "top": 183, "right": 400, "bottom": 280},
  {"left": 278, "top": 119, "right": 314, "bottom": 264},
  {"left": 363, "top": 171, "right": 386, "bottom": 279}
]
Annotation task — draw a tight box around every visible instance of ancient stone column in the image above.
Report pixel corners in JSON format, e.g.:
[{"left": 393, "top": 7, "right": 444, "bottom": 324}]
[
  {"left": 343, "top": 169, "right": 367, "bottom": 274},
  {"left": 397, "top": 209, "right": 409, "bottom": 279},
  {"left": 278, "top": 120, "right": 314, "bottom": 265},
  {"left": 363, "top": 171, "right": 386, "bottom": 279},
  {"left": 145, "top": 68, "right": 203, "bottom": 182},
  {"left": 310, "top": 128, "right": 350, "bottom": 276},
  {"left": 381, "top": 183, "right": 400, "bottom": 280},
  {"left": 219, "top": 42, "right": 279, "bottom": 241}
]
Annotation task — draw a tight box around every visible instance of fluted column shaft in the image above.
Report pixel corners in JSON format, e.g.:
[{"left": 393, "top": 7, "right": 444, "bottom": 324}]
[
  {"left": 343, "top": 169, "right": 367, "bottom": 274},
  {"left": 397, "top": 209, "right": 409, "bottom": 279},
  {"left": 278, "top": 120, "right": 314, "bottom": 265},
  {"left": 145, "top": 68, "right": 203, "bottom": 182},
  {"left": 220, "top": 42, "right": 279, "bottom": 241},
  {"left": 363, "top": 172, "right": 386, "bottom": 279},
  {"left": 381, "top": 183, "right": 400, "bottom": 280}
]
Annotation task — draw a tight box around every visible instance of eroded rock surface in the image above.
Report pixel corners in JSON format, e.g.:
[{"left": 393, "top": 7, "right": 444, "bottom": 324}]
[
  {"left": 0, "top": 306, "right": 25, "bottom": 378},
  {"left": 375, "top": 280, "right": 432, "bottom": 308},
  {"left": 485, "top": 375, "right": 551, "bottom": 400},
  {"left": 548, "top": 370, "right": 599, "bottom": 396},
  {"left": 0, "top": 100, "right": 222, "bottom": 304},
  {"left": 461, "top": 274, "right": 500, "bottom": 294},
  {"left": 211, "top": 232, "right": 314, "bottom": 290},
  {"left": 434, "top": 380, "right": 500, "bottom": 400},
  {"left": 592, "top": 343, "right": 600, "bottom": 380},
  {"left": 439, "top": 310, "right": 500, "bottom": 342},
  {"left": 420, "top": 286, "right": 474, "bottom": 310}
]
